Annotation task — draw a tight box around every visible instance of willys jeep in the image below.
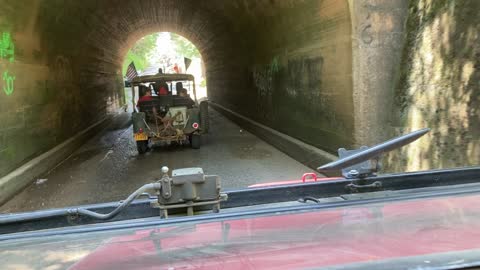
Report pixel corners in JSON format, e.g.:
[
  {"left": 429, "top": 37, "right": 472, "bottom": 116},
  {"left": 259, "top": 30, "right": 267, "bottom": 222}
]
[{"left": 130, "top": 73, "right": 209, "bottom": 154}]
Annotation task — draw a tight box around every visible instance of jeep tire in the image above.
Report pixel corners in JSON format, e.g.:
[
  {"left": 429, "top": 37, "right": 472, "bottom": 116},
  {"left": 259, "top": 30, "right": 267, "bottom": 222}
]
[{"left": 136, "top": 141, "right": 148, "bottom": 154}]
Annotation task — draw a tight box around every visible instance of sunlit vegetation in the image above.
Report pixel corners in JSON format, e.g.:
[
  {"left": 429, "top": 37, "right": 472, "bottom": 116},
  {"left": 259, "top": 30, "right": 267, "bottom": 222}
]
[{"left": 122, "top": 34, "right": 159, "bottom": 75}]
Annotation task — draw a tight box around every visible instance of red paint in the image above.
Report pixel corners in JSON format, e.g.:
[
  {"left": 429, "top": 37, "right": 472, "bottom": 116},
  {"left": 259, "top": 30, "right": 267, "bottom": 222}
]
[
  {"left": 302, "top": 172, "right": 318, "bottom": 182},
  {"left": 69, "top": 193, "right": 480, "bottom": 269}
]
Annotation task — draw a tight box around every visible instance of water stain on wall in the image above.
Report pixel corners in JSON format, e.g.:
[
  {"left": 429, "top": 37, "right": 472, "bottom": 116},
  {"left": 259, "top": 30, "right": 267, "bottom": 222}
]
[{"left": 388, "top": 0, "right": 480, "bottom": 172}]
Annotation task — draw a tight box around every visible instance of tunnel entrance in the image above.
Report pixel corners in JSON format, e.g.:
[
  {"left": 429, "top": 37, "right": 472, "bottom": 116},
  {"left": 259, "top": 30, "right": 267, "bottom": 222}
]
[
  {"left": 0, "top": 0, "right": 355, "bottom": 209},
  {"left": 122, "top": 32, "right": 207, "bottom": 106}
]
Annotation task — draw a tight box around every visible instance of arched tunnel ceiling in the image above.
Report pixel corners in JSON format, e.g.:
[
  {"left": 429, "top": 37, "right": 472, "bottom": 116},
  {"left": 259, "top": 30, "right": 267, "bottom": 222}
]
[
  {"left": 42, "top": 0, "right": 250, "bottom": 87},
  {"left": 43, "top": 0, "right": 284, "bottom": 72}
]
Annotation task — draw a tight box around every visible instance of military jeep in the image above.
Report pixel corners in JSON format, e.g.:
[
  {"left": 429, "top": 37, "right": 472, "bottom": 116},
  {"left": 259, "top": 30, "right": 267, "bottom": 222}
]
[{"left": 130, "top": 73, "right": 209, "bottom": 154}]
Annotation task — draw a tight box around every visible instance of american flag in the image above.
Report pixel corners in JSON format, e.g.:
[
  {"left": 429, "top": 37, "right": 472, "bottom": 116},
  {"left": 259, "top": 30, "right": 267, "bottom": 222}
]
[{"left": 126, "top": 62, "right": 138, "bottom": 81}]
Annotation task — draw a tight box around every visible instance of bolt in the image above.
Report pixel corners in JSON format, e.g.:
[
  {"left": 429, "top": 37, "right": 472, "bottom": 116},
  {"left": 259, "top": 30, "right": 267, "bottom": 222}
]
[{"left": 348, "top": 169, "right": 359, "bottom": 178}]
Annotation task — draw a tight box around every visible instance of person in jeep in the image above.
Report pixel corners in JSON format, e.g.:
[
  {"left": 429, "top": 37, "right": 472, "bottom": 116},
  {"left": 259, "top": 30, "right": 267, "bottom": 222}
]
[
  {"left": 136, "top": 85, "right": 152, "bottom": 108},
  {"left": 176, "top": 82, "right": 187, "bottom": 96},
  {"left": 154, "top": 81, "right": 169, "bottom": 96}
]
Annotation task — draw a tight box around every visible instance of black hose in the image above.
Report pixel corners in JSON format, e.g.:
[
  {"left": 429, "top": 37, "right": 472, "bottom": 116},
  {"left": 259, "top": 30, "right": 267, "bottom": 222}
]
[
  {"left": 75, "top": 183, "right": 160, "bottom": 220},
  {"left": 0, "top": 183, "right": 161, "bottom": 225}
]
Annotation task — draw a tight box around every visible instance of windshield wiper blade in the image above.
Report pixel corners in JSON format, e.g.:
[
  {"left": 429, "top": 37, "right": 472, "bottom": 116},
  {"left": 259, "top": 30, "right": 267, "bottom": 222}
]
[{"left": 317, "top": 128, "right": 430, "bottom": 173}]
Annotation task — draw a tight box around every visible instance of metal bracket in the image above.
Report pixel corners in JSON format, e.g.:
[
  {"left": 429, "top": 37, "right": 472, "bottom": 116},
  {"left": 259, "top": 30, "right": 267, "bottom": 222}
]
[
  {"left": 338, "top": 146, "right": 380, "bottom": 179},
  {"left": 346, "top": 181, "right": 382, "bottom": 192},
  {"left": 317, "top": 128, "right": 430, "bottom": 191},
  {"left": 153, "top": 166, "right": 227, "bottom": 218}
]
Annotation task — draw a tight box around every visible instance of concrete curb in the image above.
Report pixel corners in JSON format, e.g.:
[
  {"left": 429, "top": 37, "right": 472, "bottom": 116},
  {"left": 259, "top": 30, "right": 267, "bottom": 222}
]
[
  {"left": 0, "top": 115, "right": 114, "bottom": 206},
  {"left": 209, "top": 102, "right": 337, "bottom": 173}
]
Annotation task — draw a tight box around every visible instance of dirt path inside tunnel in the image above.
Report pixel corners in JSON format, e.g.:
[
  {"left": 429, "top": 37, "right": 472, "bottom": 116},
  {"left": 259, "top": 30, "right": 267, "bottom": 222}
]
[{"left": 1, "top": 109, "right": 314, "bottom": 213}]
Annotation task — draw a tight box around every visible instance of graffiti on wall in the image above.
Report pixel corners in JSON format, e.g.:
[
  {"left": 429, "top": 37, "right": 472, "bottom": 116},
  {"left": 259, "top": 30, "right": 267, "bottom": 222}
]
[
  {"left": 253, "top": 57, "right": 280, "bottom": 120},
  {"left": 2, "top": 71, "right": 15, "bottom": 95},
  {"left": 0, "top": 31, "right": 15, "bottom": 96}
]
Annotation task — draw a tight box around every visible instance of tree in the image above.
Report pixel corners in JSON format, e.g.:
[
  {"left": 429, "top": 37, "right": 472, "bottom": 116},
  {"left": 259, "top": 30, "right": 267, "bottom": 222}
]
[
  {"left": 122, "top": 33, "right": 159, "bottom": 75},
  {"left": 170, "top": 33, "right": 200, "bottom": 59}
]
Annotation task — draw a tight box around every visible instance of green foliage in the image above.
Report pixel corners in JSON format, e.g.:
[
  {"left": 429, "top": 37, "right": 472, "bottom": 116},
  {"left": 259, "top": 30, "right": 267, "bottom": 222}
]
[
  {"left": 122, "top": 51, "right": 146, "bottom": 75},
  {"left": 131, "top": 34, "right": 159, "bottom": 56},
  {"left": 122, "top": 33, "right": 159, "bottom": 75},
  {"left": 170, "top": 33, "right": 200, "bottom": 59}
]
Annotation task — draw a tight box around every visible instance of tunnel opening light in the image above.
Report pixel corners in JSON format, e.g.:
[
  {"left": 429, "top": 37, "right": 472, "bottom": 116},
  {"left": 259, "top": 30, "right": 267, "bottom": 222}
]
[{"left": 122, "top": 32, "right": 207, "bottom": 107}]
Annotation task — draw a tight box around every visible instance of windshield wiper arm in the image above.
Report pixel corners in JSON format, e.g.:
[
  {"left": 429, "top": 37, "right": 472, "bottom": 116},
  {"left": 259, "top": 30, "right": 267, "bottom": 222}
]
[{"left": 317, "top": 128, "right": 430, "bottom": 175}]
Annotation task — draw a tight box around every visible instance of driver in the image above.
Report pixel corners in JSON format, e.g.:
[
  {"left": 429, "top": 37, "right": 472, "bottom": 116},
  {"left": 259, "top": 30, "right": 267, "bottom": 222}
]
[{"left": 136, "top": 86, "right": 152, "bottom": 108}]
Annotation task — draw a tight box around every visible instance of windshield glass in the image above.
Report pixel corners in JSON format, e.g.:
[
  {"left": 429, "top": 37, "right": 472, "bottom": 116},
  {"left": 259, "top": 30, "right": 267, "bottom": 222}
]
[
  {"left": 3, "top": 192, "right": 480, "bottom": 269},
  {"left": 0, "top": 1, "right": 479, "bottom": 269}
]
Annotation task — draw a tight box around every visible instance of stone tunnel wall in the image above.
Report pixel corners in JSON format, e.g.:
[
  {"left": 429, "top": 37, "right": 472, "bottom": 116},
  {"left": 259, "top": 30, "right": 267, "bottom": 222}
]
[
  {"left": 218, "top": 0, "right": 354, "bottom": 153},
  {"left": 385, "top": 0, "right": 480, "bottom": 171},
  {"left": 0, "top": 0, "right": 124, "bottom": 177}
]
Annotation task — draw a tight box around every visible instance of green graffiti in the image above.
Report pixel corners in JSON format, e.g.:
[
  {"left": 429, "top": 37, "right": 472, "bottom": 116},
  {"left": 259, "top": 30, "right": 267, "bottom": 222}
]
[
  {"left": 270, "top": 57, "right": 280, "bottom": 73},
  {"left": 3, "top": 70, "right": 15, "bottom": 96},
  {"left": 1, "top": 31, "right": 15, "bottom": 96},
  {"left": 0, "top": 32, "right": 15, "bottom": 62}
]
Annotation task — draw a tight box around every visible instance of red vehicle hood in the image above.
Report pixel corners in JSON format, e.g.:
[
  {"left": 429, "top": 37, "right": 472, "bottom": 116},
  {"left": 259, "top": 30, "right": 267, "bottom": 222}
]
[
  {"left": 66, "top": 193, "right": 480, "bottom": 270},
  {"left": 2, "top": 192, "right": 480, "bottom": 270}
]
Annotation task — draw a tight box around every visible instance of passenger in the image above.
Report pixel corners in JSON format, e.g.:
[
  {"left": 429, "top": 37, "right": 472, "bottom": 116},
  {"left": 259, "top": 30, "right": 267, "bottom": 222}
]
[
  {"left": 179, "top": 88, "right": 195, "bottom": 107},
  {"left": 157, "top": 82, "right": 169, "bottom": 96},
  {"left": 179, "top": 88, "right": 188, "bottom": 97},
  {"left": 136, "top": 86, "right": 152, "bottom": 108},
  {"left": 176, "top": 82, "right": 186, "bottom": 96},
  {"left": 176, "top": 82, "right": 195, "bottom": 107}
]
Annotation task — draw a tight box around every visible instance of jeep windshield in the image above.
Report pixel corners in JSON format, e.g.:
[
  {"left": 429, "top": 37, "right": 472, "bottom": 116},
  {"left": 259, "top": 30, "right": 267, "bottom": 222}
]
[
  {"left": 2, "top": 174, "right": 480, "bottom": 270},
  {"left": 1, "top": 130, "right": 480, "bottom": 269},
  {"left": 1, "top": 1, "right": 479, "bottom": 270}
]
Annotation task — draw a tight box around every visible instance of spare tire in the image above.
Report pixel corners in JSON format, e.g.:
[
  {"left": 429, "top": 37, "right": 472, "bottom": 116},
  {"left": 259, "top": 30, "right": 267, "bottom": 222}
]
[{"left": 199, "top": 101, "right": 209, "bottom": 134}]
